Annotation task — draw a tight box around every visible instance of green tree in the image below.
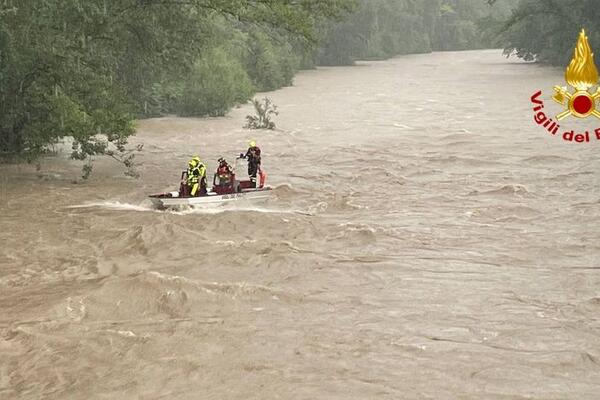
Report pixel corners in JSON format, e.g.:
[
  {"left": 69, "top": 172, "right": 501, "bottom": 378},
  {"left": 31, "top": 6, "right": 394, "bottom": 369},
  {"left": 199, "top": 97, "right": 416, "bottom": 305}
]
[
  {"left": 0, "top": 0, "right": 355, "bottom": 175},
  {"left": 179, "top": 48, "right": 254, "bottom": 117},
  {"left": 500, "top": 0, "right": 598, "bottom": 65}
]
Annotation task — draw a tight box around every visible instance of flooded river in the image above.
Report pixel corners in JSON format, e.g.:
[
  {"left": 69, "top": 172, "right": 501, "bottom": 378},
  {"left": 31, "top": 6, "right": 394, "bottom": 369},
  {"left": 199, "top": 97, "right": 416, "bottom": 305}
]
[{"left": 1, "top": 50, "right": 599, "bottom": 399}]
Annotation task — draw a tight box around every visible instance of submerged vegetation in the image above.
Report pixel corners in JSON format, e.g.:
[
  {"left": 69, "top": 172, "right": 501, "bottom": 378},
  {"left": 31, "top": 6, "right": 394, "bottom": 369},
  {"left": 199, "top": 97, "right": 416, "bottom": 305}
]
[
  {"left": 245, "top": 98, "right": 279, "bottom": 130},
  {"left": 0, "top": 0, "right": 539, "bottom": 176}
]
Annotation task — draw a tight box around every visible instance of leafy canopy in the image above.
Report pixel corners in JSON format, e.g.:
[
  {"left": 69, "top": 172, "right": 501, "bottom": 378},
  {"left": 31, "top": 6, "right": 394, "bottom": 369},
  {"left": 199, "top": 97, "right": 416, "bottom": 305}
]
[{"left": 0, "top": 0, "right": 354, "bottom": 174}]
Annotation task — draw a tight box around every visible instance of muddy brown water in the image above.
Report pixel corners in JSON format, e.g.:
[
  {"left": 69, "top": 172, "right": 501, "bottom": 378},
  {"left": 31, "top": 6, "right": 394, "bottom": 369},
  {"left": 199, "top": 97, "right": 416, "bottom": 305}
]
[{"left": 1, "top": 50, "right": 599, "bottom": 399}]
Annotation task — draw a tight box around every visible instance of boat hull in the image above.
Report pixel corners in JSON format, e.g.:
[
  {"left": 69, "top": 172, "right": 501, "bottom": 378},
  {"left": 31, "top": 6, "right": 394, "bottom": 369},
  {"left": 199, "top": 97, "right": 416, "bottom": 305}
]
[{"left": 149, "top": 187, "right": 272, "bottom": 209}]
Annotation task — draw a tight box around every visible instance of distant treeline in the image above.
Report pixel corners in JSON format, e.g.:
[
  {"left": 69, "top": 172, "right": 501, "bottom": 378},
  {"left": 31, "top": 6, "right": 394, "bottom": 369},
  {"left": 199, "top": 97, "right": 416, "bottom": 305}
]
[
  {"left": 0, "top": 0, "right": 514, "bottom": 167},
  {"left": 318, "top": 0, "right": 515, "bottom": 65}
]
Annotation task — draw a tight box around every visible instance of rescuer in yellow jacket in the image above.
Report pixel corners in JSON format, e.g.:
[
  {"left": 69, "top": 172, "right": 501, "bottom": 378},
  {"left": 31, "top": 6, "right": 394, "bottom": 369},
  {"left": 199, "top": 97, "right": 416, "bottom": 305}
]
[{"left": 186, "top": 156, "right": 207, "bottom": 196}]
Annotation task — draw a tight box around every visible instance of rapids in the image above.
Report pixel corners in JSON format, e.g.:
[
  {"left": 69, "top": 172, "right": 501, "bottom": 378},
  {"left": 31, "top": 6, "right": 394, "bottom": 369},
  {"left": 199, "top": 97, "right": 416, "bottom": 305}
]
[{"left": 1, "top": 50, "right": 599, "bottom": 399}]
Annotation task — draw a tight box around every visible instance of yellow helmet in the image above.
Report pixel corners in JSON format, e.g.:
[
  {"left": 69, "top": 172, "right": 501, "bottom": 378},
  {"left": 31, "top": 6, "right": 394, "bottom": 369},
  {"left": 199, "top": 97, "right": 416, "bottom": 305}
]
[
  {"left": 189, "top": 156, "right": 201, "bottom": 167},
  {"left": 249, "top": 140, "right": 257, "bottom": 148}
]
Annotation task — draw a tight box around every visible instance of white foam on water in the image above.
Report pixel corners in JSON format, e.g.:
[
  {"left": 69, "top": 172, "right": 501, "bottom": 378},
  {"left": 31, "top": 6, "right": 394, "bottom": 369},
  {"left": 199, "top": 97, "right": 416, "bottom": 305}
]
[
  {"left": 67, "top": 201, "right": 157, "bottom": 212},
  {"left": 68, "top": 200, "right": 309, "bottom": 216},
  {"left": 393, "top": 123, "right": 414, "bottom": 130},
  {"left": 171, "top": 204, "right": 307, "bottom": 216}
]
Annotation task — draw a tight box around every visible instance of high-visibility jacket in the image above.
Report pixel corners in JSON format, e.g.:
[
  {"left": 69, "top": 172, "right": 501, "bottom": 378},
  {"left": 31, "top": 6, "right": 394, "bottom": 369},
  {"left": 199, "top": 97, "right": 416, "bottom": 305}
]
[{"left": 187, "top": 163, "right": 206, "bottom": 184}]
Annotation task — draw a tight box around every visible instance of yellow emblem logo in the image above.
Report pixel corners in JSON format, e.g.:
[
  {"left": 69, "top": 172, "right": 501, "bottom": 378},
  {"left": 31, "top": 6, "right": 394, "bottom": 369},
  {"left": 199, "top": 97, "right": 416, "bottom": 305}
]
[{"left": 553, "top": 29, "right": 600, "bottom": 120}]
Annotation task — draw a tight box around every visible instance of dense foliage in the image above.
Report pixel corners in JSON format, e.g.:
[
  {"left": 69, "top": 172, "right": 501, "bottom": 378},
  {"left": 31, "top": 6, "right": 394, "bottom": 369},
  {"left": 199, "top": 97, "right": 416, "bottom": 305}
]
[
  {"left": 0, "top": 0, "right": 352, "bottom": 167},
  {"left": 497, "top": 0, "right": 600, "bottom": 66},
  {"left": 1, "top": 0, "right": 518, "bottom": 174}
]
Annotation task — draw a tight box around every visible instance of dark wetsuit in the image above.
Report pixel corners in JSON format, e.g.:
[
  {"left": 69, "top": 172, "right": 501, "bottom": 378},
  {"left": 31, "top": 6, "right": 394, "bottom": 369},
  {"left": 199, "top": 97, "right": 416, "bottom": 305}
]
[{"left": 245, "top": 146, "right": 261, "bottom": 184}]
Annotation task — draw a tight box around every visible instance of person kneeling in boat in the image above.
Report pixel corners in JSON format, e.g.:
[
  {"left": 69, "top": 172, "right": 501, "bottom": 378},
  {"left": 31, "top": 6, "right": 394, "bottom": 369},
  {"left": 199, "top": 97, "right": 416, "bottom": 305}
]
[
  {"left": 184, "top": 156, "right": 207, "bottom": 197},
  {"left": 240, "top": 140, "right": 261, "bottom": 188},
  {"left": 215, "top": 157, "right": 233, "bottom": 188}
]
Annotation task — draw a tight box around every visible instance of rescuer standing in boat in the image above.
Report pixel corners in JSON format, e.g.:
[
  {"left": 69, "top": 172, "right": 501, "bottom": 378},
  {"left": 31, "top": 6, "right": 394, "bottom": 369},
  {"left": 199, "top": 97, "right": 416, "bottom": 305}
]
[
  {"left": 186, "top": 156, "right": 207, "bottom": 196},
  {"left": 241, "top": 140, "right": 261, "bottom": 187}
]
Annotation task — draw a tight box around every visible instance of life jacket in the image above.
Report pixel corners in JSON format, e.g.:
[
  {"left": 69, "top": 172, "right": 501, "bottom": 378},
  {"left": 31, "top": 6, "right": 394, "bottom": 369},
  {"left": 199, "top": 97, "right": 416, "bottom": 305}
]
[
  {"left": 246, "top": 146, "right": 261, "bottom": 163},
  {"left": 187, "top": 163, "right": 206, "bottom": 184},
  {"left": 217, "top": 165, "right": 231, "bottom": 181}
]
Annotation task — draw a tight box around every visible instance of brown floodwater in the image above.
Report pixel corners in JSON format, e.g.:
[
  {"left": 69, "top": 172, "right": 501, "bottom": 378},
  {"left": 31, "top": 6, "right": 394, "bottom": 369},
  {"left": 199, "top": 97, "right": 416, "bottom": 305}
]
[{"left": 1, "top": 50, "right": 599, "bottom": 399}]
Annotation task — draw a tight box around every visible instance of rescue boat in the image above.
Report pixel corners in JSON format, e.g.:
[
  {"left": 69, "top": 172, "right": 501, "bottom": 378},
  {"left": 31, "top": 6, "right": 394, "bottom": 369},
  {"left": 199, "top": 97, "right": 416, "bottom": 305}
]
[{"left": 149, "top": 157, "right": 271, "bottom": 209}]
